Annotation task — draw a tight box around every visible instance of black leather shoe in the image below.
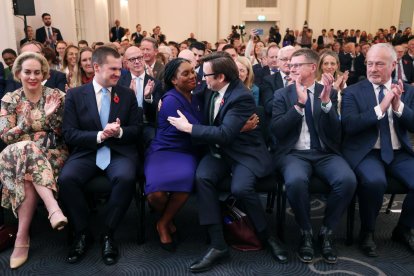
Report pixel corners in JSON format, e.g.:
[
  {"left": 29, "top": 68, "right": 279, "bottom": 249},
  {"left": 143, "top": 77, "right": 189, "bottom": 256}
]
[
  {"left": 392, "top": 224, "right": 414, "bottom": 253},
  {"left": 102, "top": 235, "right": 119, "bottom": 265},
  {"left": 359, "top": 231, "right": 378, "bottom": 257},
  {"left": 160, "top": 241, "right": 177, "bottom": 252},
  {"left": 266, "top": 236, "right": 288, "bottom": 263},
  {"left": 66, "top": 233, "right": 93, "bottom": 264},
  {"left": 189, "top": 247, "right": 229, "bottom": 273},
  {"left": 318, "top": 229, "right": 338, "bottom": 264},
  {"left": 297, "top": 231, "right": 314, "bottom": 263}
]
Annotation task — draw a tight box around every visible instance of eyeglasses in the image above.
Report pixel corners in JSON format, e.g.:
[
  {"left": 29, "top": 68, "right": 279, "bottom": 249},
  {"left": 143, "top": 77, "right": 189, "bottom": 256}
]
[
  {"left": 203, "top": 73, "right": 217, "bottom": 77},
  {"left": 287, "top": 62, "right": 314, "bottom": 69},
  {"left": 127, "top": 56, "right": 144, "bottom": 63}
]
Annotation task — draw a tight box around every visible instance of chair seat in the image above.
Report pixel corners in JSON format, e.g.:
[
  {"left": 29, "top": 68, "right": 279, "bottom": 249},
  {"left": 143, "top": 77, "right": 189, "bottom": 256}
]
[{"left": 386, "top": 177, "right": 409, "bottom": 194}]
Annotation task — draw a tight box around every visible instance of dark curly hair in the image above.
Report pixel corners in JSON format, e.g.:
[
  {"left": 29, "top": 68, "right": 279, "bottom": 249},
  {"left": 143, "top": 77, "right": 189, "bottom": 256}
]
[{"left": 163, "top": 58, "right": 190, "bottom": 91}]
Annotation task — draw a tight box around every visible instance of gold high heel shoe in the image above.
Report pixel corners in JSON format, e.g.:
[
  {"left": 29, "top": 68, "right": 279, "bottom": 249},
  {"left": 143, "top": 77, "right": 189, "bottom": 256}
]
[
  {"left": 10, "top": 243, "right": 30, "bottom": 269},
  {"left": 48, "top": 209, "right": 68, "bottom": 230}
]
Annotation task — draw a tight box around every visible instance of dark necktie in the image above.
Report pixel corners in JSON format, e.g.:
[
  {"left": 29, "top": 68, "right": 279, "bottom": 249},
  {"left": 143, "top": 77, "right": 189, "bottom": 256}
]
[
  {"left": 378, "top": 85, "right": 394, "bottom": 164},
  {"left": 209, "top": 92, "right": 219, "bottom": 125},
  {"left": 47, "top": 27, "right": 52, "bottom": 39},
  {"left": 305, "top": 89, "right": 321, "bottom": 149},
  {"left": 284, "top": 76, "right": 289, "bottom": 87}
]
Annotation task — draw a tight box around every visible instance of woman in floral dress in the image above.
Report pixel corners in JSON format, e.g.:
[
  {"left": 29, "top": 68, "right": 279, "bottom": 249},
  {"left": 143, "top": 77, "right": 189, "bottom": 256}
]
[{"left": 0, "top": 52, "right": 69, "bottom": 269}]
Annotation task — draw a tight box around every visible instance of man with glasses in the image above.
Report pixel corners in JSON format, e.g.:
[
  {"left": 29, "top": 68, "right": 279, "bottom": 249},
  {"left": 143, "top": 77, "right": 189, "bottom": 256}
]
[
  {"left": 118, "top": 46, "right": 163, "bottom": 148},
  {"left": 271, "top": 48, "right": 357, "bottom": 264},
  {"left": 342, "top": 43, "right": 414, "bottom": 257},
  {"left": 261, "top": 45, "right": 296, "bottom": 118},
  {"left": 168, "top": 51, "right": 288, "bottom": 273}
]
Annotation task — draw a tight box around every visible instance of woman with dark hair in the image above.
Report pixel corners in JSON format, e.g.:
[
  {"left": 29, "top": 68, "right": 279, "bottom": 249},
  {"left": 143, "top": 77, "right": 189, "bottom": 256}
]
[
  {"left": 144, "top": 58, "right": 204, "bottom": 252},
  {"left": 76, "top": 47, "right": 94, "bottom": 85}
]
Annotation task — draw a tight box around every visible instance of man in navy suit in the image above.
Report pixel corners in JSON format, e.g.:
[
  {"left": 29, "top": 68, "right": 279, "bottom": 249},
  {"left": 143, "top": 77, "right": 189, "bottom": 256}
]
[
  {"left": 342, "top": 43, "right": 414, "bottom": 257},
  {"left": 4, "top": 41, "right": 66, "bottom": 93},
  {"left": 118, "top": 45, "right": 163, "bottom": 148},
  {"left": 35, "top": 13, "right": 63, "bottom": 48},
  {"left": 131, "top": 24, "right": 144, "bottom": 45},
  {"left": 271, "top": 48, "right": 357, "bottom": 264},
  {"left": 392, "top": 45, "right": 414, "bottom": 84},
  {"left": 59, "top": 46, "right": 141, "bottom": 265},
  {"left": 109, "top": 19, "right": 125, "bottom": 42},
  {"left": 169, "top": 52, "right": 288, "bottom": 273}
]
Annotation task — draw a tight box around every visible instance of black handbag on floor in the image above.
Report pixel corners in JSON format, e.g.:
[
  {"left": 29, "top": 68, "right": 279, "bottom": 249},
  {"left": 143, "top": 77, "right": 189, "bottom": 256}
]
[{"left": 0, "top": 224, "right": 17, "bottom": 252}]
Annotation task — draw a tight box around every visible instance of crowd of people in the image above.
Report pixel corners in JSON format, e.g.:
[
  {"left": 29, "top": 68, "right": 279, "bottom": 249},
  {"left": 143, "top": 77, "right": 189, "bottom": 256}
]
[{"left": 0, "top": 12, "right": 414, "bottom": 273}]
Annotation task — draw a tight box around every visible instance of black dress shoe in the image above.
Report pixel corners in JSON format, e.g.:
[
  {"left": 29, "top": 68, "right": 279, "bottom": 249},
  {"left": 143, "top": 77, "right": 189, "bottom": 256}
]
[
  {"left": 392, "top": 224, "right": 414, "bottom": 253},
  {"left": 66, "top": 233, "right": 93, "bottom": 264},
  {"left": 318, "top": 229, "right": 338, "bottom": 264},
  {"left": 160, "top": 240, "right": 177, "bottom": 252},
  {"left": 297, "top": 231, "right": 314, "bottom": 263},
  {"left": 189, "top": 247, "right": 229, "bottom": 273},
  {"left": 359, "top": 231, "right": 378, "bottom": 257},
  {"left": 266, "top": 236, "right": 288, "bottom": 263},
  {"left": 102, "top": 235, "right": 119, "bottom": 265}
]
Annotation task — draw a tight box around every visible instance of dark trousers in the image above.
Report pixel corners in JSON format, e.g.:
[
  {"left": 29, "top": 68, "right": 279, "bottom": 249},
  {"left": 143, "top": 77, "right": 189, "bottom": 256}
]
[
  {"left": 277, "top": 150, "right": 357, "bottom": 231},
  {"left": 355, "top": 150, "right": 414, "bottom": 231},
  {"left": 196, "top": 153, "right": 268, "bottom": 233},
  {"left": 58, "top": 152, "right": 137, "bottom": 233}
]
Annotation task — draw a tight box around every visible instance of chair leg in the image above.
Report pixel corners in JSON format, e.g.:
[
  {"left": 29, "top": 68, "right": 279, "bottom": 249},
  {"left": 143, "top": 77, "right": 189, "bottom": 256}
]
[
  {"left": 386, "top": 194, "right": 396, "bottom": 214},
  {"left": 346, "top": 194, "right": 356, "bottom": 246},
  {"left": 276, "top": 181, "right": 286, "bottom": 241}
]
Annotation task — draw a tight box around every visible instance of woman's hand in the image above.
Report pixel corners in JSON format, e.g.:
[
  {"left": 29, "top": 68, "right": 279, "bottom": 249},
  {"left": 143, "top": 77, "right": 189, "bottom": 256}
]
[{"left": 44, "top": 91, "right": 61, "bottom": 117}]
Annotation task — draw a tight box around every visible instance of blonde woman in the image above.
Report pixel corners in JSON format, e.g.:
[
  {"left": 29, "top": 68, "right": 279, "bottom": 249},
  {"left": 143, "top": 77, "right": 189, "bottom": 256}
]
[
  {"left": 236, "top": 56, "right": 259, "bottom": 105},
  {"left": 61, "top": 45, "right": 80, "bottom": 89}
]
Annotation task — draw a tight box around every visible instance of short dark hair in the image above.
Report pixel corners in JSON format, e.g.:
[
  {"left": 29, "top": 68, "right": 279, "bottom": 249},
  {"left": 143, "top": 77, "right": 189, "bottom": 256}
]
[
  {"left": 164, "top": 58, "right": 190, "bottom": 91},
  {"left": 2, "top": 48, "right": 17, "bottom": 57},
  {"left": 200, "top": 51, "right": 238, "bottom": 82},
  {"left": 42, "top": 13, "right": 51, "bottom": 19},
  {"left": 222, "top": 44, "right": 235, "bottom": 52},
  {"left": 92, "top": 46, "right": 121, "bottom": 65},
  {"left": 291, "top": 48, "right": 319, "bottom": 64},
  {"left": 189, "top": 41, "right": 206, "bottom": 52},
  {"left": 78, "top": 40, "right": 88, "bottom": 46}
]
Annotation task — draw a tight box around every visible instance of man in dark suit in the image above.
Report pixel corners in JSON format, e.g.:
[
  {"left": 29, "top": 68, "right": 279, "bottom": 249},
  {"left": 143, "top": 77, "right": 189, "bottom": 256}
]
[
  {"left": 271, "top": 48, "right": 357, "bottom": 264},
  {"left": 4, "top": 41, "right": 66, "bottom": 93},
  {"left": 168, "top": 52, "right": 288, "bottom": 273},
  {"left": 260, "top": 46, "right": 296, "bottom": 118},
  {"left": 58, "top": 46, "right": 141, "bottom": 265},
  {"left": 35, "top": 13, "right": 63, "bottom": 48},
  {"left": 339, "top": 42, "right": 358, "bottom": 85},
  {"left": 118, "top": 46, "right": 163, "bottom": 148},
  {"left": 317, "top": 29, "right": 327, "bottom": 47},
  {"left": 342, "top": 43, "right": 414, "bottom": 257},
  {"left": 140, "top": 37, "right": 165, "bottom": 81},
  {"left": 109, "top": 19, "right": 125, "bottom": 42},
  {"left": 393, "top": 45, "right": 414, "bottom": 84},
  {"left": 189, "top": 41, "right": 206, "bottom": 81},
  {"left": 354, "top": 42, "right": 370, "bottom": 82},
  {"left": 131, "top": 24, "right": 144, "bottom": 45}
]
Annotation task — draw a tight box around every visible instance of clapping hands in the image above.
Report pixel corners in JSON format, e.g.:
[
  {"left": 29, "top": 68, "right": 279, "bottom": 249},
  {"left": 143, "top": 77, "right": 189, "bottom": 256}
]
[
  {"left": 101, "top": 118, "right": 121, "bottom": 140},
  {"left": 44, "top": 91, "right": 61, "bottom": 117}
]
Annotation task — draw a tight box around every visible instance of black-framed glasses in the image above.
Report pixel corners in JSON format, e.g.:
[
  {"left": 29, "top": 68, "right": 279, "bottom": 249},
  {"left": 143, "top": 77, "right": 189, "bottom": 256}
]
[
  {"left": 203, "top": 73, "right": 217, "bottom": 77},
  {"left": 288, "top": 62, "right": 314, "bottom": 69},
  {"left": 127, "top": 56, "right": 144, "bottom": 63}
]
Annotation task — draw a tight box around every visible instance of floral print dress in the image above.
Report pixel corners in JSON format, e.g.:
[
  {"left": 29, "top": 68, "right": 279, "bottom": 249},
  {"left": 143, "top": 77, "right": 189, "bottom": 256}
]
[{"left": 0, "top": 86, "right": 68, "bottom": 217}]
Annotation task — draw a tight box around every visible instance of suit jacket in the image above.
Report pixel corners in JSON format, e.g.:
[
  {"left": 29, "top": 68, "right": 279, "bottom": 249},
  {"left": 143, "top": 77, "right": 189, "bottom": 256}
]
[
  {"left": 4, "top": 69, "right": 66, "bottom": 94},
  {"left": 339, "top": 51, "right": 353, "bottom": 72},
  {"left": 270, "top": 82, "right": 341, "bottom": 161},
  {"left": 0, "top": 62, "right": 5, "bottom": 99},
  {"left": 252, "top": 64, "right": 270, "bottom": 86},
  {"left": 35, "top": 26, "right": 63, "bottom": 44},
  {"left": 260, "top": 72, "right": 284, "bottom": 117},
  {"left": 110, "top": 26, "right": 125, "bottom": 42},
  {"left": 191, "top": 79, "right": 272, "bottom": 178},
  {"left": 341, "top": 80, "right": 414, "bottom": 169},
  {"left": 317, "top": 35, "right": 325, "bottom": 46},
  {"left": 354, "top": 54, "right": 367, "bottom": 81},
  {"left": 117, "top": 72, "right": 163, "bottom": 125},
  {"left": 131, "top": 32, "right": 144, "bottom": 45},
  {"left": 392, "top": 57, "right": 414, "bottom": 84},
  {"left": 63, "top": 83, "right": 141, "bottom": 163}
]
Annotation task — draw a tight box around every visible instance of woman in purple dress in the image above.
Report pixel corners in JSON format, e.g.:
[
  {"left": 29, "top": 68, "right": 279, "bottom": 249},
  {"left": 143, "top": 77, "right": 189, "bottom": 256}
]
[{"left": 144, "top": 58, "right": 204, "bottom": 251}]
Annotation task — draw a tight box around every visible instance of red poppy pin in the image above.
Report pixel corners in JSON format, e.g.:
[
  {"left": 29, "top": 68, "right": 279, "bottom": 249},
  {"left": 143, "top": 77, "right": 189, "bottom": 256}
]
[
  {"left": 113, "top": 93, "right": 120, "bottom": 104},
  {"left": 403, "top": 60, "right": 408, "bottom": 65},
  {"left": 220, "top": 98, "right": 225, "bottom": 106}
]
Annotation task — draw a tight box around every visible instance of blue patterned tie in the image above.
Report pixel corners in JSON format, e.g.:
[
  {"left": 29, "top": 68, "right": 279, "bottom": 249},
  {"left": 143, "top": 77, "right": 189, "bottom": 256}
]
[
  {"left": 96, "top": 87, "right": 111, "bottom": 170},
  {"left": 136, "top": 77, "right": 143, "bottom": 107},
  {"left": 305, "top": 89, "right": 321, "bottom": 149},
  {"left": 378, "top": 85, "right": 393, "bottom": 164}
]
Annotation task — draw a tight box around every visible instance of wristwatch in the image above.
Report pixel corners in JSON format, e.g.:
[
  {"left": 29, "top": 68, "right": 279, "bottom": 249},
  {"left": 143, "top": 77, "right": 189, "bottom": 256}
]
[{"left": 296, "top": 101, "right": 306, "bottom": 108}]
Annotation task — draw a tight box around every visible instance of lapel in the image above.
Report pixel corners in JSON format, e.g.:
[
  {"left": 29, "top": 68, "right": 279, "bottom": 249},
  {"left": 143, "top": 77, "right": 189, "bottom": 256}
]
[
  {"left": 109, "top": 86, "right": 121, "bottom": 122},
  {"left": 84, "top": 83, "right": 102, "bottom": 129},
  {"left": 287, "top": 85, "right": 298, "bottom": 107},
  {"left": 361, "top": 80, "right": 378, "bottom": 110},
  {"left": 275, "top": 72, "right": 284, "bottom": 89}
]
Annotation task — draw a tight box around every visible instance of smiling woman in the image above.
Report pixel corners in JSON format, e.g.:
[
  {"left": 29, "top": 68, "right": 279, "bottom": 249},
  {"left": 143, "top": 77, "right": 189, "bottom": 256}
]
[{"left": 0, "top": 52, "right": 68, "bottom": 269}]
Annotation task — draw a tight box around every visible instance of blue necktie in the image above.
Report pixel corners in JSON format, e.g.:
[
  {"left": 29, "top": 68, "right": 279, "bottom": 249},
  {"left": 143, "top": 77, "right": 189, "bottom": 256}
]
[
  {"left": 96, "top": 87, "right": 111, "bottom": 170},
  {"left": 47, "top": 27, "right": 52, "bottom": 39},
  {"left": 305, "top": 89, "right": 321, "bottom": 149},
  {"left": 378, "top": 85, "right": 394, "bottom": 164},
  {"left": 136, "top": 77, "right": 143, "bottom": 107}
]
